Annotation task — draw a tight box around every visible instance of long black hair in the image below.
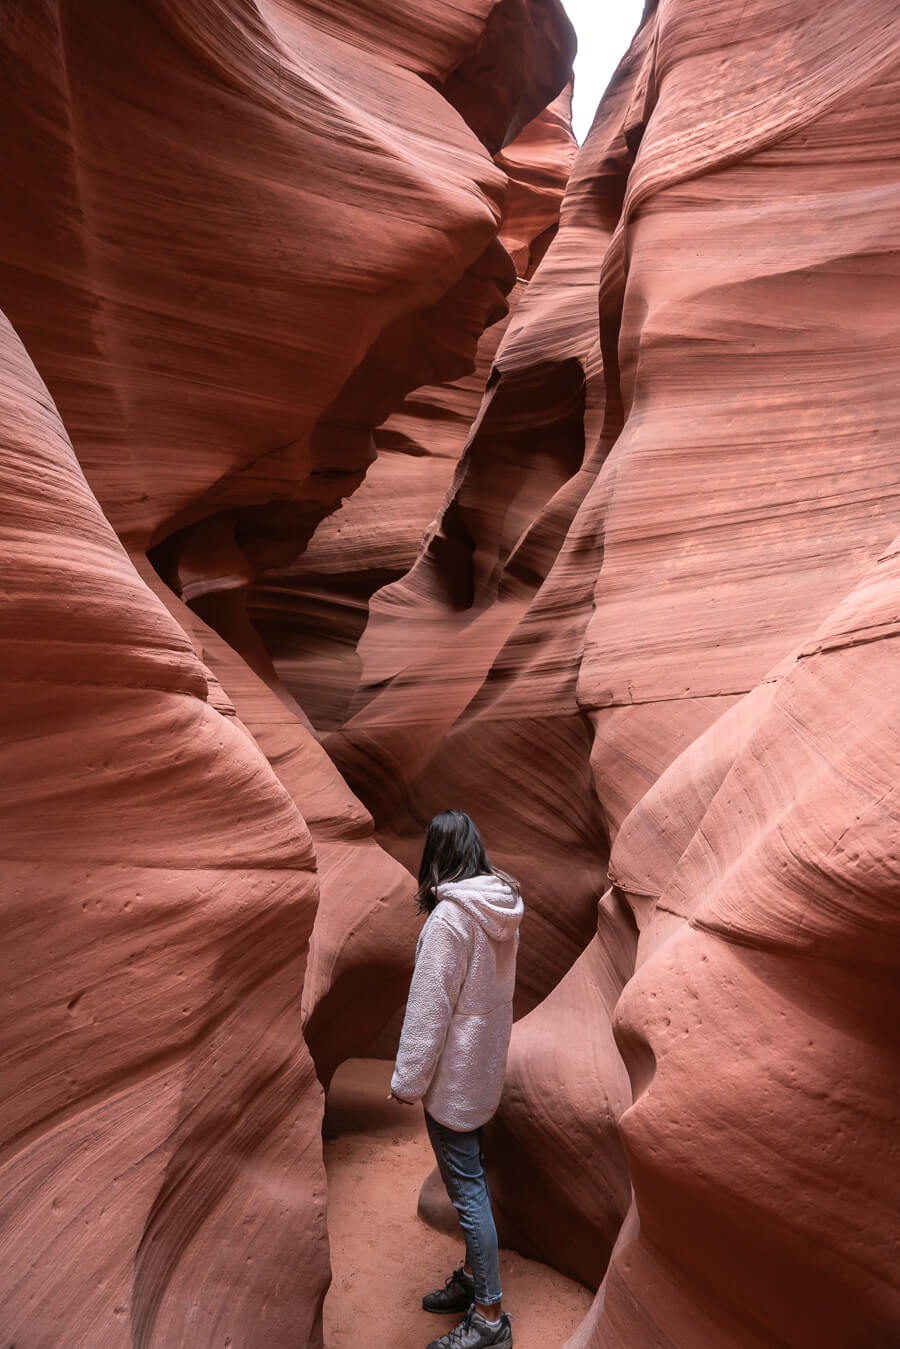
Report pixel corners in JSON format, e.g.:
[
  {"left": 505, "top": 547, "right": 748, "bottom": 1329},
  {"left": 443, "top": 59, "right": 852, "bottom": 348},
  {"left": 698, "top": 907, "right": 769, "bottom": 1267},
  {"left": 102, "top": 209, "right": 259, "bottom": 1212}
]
[{"left": 416, "top": 809, "right": 518, "bottom": 913}]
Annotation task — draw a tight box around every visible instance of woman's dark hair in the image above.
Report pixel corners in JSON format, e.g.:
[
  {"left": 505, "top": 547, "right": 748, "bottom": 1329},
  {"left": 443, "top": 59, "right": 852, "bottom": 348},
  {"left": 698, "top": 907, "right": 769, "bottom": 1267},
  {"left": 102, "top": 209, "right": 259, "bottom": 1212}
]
[{"left": 416, "top": 809, "right": 518, "bottom": 913}]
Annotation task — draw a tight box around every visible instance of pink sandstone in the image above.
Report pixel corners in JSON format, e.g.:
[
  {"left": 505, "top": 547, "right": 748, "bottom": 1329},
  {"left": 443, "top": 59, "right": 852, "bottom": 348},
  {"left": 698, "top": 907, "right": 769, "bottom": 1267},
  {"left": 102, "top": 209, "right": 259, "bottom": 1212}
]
[
  {"left": 328, "top": 2, "right": 900, "bottom": 1339},
  {"left": 250, "top": 88, "right": 578, "bottom": 732},
  {"left": 3, "top": 0, "right": 900, "bottom": 1344},
  {"left": 0, "top": 2, "right": 577, "bottom": 1343},
  {"left": 0, "top": 310, "right": 329, "bottom": 1346}
]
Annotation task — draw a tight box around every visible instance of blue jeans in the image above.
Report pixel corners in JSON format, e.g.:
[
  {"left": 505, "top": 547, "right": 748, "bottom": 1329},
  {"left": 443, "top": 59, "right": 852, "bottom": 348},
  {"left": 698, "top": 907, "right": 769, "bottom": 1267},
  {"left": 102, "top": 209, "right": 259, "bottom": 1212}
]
[{"left": 424, "top": 1111, "right": 502, "bottom": 1306}]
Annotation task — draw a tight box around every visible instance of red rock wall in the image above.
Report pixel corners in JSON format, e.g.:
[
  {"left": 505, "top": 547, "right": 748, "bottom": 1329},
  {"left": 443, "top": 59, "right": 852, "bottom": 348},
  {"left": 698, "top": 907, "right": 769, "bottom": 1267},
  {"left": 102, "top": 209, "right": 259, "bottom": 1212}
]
[
  {"left": 327, "top": 13, "right": 658, "bottom": 1028},
  {"left": 328, "top": 0, "right": 900, "bottom": 1338},
  {"left": 5, "top": 0, "right": 899, "bottom": 1342},
  {"left": 326, "top": 16, "right": 654, "bottom": 1274},
  {"left": 1, "top": 0, "right": 571, "bottom": 568},
  {"left": 571, "top": 542, "right": 900, "bottom": 1348},
  {"left": 0, "top": 2, "right": 577, "bottom": 1342},
  {"left": 565, "top": 1, "right": 900, "bottom": 1339},
  {"left": 249, "top": 88, "right": 578, "bottom": 733},
  {"left": 0, "top": 311, "right": 329, "bottom": 1346}
]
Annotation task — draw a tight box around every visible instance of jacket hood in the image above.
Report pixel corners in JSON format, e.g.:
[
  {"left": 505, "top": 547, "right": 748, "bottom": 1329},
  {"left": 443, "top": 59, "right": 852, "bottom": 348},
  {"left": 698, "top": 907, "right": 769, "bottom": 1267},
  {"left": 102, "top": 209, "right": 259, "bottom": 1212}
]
[{"left": 437, "top": 873, "right": 523, "bottom": 942}]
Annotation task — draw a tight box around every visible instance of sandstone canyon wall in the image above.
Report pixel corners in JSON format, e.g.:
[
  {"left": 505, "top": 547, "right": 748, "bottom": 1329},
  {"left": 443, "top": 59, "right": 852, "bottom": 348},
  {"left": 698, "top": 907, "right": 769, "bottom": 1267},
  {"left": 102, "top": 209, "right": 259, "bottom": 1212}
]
[
  {"left": 327, "top": 0, "right": 900, "bottom": 1343},
  {"left": 249, "top": 88, "right": 578, "bottom": 733},
  {"left": 0, "top": 1, "right": 576, "bottom": 1345},
  {"left": 0, "top": 310, "right": 329, "bottom": 1346},
  {"left": 3, "top": 0, "right": 900, "bottom": 1346}
]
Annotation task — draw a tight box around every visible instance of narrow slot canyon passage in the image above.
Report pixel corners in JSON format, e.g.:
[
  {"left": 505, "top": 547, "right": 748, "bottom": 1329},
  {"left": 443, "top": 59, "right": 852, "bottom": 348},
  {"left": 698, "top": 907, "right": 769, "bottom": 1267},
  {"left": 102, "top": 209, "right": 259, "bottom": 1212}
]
[
  {"left": 323, "top": 1060, "right": 592, "bottom": 1347},
  {"left": 2, "top": 0, "right": 899, "bottom": 1344}
]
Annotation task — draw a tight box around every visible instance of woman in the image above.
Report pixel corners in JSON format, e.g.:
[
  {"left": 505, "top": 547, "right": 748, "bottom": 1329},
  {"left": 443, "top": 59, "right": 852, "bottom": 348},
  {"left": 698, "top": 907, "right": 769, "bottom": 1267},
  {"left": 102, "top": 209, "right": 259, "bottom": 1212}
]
[{"left": 389, "top": 810, "right": 523, "bottom": 1349}]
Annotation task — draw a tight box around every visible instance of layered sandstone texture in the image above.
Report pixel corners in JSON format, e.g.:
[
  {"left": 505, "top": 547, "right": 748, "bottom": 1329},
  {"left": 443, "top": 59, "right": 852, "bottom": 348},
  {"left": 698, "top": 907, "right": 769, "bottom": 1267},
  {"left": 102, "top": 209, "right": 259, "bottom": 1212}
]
[
  {"left": 1, "top": 0, "right": 570, "bottom": 555},
  {"left": 0, "top": 0, "right": 576, "bottom": 1086},
  {"left": 0, "top": 1, "right": 577, "bottom": 1345},
  {"left": 0, "top": 312, "right": 329, "bottom": 1346},
  {"left": 328, "top": 0, "right": 900, "bottom": 1342},
  {"left": 4, "top": 0, "right": 900, "bottom": 1344},
  {"left": 250, "top": 88, "right": 578, "bottom": 732}
]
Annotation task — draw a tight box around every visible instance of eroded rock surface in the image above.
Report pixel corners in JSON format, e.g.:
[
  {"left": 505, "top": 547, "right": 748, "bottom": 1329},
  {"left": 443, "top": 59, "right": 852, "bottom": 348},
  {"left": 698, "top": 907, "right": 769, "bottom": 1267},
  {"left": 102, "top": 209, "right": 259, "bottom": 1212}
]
[
  {"left": 570, "top": 542, "right": 900, "bottom": 1348},
  {"left": 251, "top": 88, "right": 578, "bottom": 731},
  {"left": 0, "top": 312, "right": 329, "bottom": 1347},
  {"left": 328, "top": 0, "right": 900, "bottom": 1335},
  {"left": 4, "top": 0, "right": 900, "bottom": 1344},
  {"left": 2, "top": 0, "right": 563, "bottom": 543},
  {"left": 0, "top": 1, "right": 577, "bottom": 1343},
  {"left": 325, "top": 49, "right": 643, "bottom": 1016}
]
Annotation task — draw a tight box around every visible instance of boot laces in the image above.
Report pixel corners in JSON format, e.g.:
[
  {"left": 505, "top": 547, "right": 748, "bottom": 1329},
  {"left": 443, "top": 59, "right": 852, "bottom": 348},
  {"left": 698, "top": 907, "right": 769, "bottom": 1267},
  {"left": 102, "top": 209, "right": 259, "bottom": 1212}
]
[{"left": 442, "top": 1307, "right": 476, "bottom": 1345}]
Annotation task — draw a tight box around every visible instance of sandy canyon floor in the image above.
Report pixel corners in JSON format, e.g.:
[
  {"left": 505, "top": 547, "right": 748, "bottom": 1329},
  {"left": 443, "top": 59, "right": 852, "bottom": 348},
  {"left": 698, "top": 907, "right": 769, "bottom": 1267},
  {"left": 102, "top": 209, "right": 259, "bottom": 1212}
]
[{"left": 324, "top": 1060, "right": 593, "bottom": 1348}]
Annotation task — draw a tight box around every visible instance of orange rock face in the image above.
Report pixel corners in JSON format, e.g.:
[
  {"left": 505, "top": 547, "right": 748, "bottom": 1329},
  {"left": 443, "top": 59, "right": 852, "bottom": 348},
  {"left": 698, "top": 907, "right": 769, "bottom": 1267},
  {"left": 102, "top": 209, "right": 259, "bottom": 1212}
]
[
  {"left": 250, "top": 88, "right": 578, "bottom": 732},
  {"left": 574, "top": 543, "right": 900, "bottom": 1348},
  {"left": 563, "top": 3, "right": 900, "bottom": 1337},
  {"left": 1, "top": 0, "right": 552, "bottom": 542},
  {"left": 0, "top": 311, "right": 329, "bottom": 1345},
  {"left": 0, "top": 1, "right": 577, "bottom": 1342},
  {"left": 5, "top": 0, "right": 900, "bottom": 1344},
  {"left": 327, "top": 0, "right": 900, "bottom": 1338},
  {"left": 326, "top": 17, "right": 655, "bottom": 1028}
]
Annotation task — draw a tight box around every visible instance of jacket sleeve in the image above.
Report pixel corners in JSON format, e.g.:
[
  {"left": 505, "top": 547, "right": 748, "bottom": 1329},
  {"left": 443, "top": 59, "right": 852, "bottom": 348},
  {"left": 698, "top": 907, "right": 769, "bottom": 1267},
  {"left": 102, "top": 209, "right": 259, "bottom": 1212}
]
[{"left": 391, "top": 916, "right": 469, "bottom": 1103}]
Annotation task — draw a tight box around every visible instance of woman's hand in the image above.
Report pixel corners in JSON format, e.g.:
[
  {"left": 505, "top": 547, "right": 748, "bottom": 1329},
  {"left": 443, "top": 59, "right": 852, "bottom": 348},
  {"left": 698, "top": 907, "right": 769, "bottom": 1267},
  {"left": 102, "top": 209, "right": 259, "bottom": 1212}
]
[{"left": 388, "top": 1090, "right": 414, "bottom": 1105}]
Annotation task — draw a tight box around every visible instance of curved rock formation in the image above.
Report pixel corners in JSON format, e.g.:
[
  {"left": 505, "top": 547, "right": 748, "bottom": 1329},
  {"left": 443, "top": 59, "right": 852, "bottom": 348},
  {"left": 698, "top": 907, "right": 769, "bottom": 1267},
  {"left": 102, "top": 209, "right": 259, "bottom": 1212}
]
[
  {"left": 326, "top": 0, "right": 900, "bottom": 1332},
  {"left": 5, "top": 0, "right": 899, "bottom": 1343},
  {"left": 484, "top": 888, "right": 635, "bottom": 1290},
  {"left": 321, "top": 23, "right": 656, "bottom": 1279},
  {"left": 570, "top": 534, "right": 900, "bottom": 1347},
  {"left": 0, "top": 311, "right": 329, "bottom": 1347},
  {"left": 1, "top": 0, "right": 573, "bottom": 619},
  {"left": 325, "top": 45, "right": 648, "bottom": 1013},
  {"left": 250, "top": 88, "right": 578, "bottom": 732},
  {"left": 572, "top": 5, "right": 900, "bottom": 1328},
  {"left": 1, "top": 0, "right": 560, "bottom": 540},
  {"left": 0, "top": 4, "right": 578, "bottom": 1341},
  {"left": 130, "top": 552, "right": 418, "bottom": 1087}
]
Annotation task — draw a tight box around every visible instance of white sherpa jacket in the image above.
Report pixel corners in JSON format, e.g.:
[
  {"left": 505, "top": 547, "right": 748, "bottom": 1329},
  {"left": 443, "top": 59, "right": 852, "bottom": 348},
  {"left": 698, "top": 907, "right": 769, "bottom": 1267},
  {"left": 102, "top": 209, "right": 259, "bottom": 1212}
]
[{"left": 391, "top": 874, "right": 523, "bottom": 1131}]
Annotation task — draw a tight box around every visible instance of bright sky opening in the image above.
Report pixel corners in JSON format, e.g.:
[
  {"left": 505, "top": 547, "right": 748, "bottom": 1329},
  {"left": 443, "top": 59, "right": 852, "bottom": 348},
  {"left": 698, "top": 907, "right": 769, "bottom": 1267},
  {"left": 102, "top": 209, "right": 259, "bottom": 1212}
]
[{"left": 561, "top": 0, "right": 646, "bottom": 143}]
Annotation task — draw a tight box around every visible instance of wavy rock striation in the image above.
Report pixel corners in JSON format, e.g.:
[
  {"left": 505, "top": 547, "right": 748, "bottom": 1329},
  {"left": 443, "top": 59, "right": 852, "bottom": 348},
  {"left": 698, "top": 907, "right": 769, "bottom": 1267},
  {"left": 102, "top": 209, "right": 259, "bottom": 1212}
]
[
  {"left": 1, "top": 0, "right": 560, "bottom": 541},
  {"left": 1, "top": 0, "right": 573, "bottom": 635},
  {"left": 0, "top": 2, "right": 577, "bottom": 1342},
  {"left": 325, "top": 49, "right": 645, "bottom": 1010},
  {"left": 5, "top": 0, "right": 898, "bottom": 1342},
  {"left": 250, "top": 88, "right": 578, "bottom": 732},
  {"left": 569, "top": 553, "right": 900, "bottom": 1347},
  {"left": 0, "top": 311, "right": 329, "bottom": 1347},
  {"left": 328, "top": 0, "right": 900, "bottom": 1335}
]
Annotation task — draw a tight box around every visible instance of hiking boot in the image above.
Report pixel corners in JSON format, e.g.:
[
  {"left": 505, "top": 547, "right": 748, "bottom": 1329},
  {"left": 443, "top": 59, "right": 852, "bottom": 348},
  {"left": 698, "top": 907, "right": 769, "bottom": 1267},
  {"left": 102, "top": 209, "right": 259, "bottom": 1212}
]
[
  {"left": 426, "top": 1306, "right": 513, "bottom": 1349},
  {"left": 422, "top": 1265, "right": 475, "bottom": 1314}
]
